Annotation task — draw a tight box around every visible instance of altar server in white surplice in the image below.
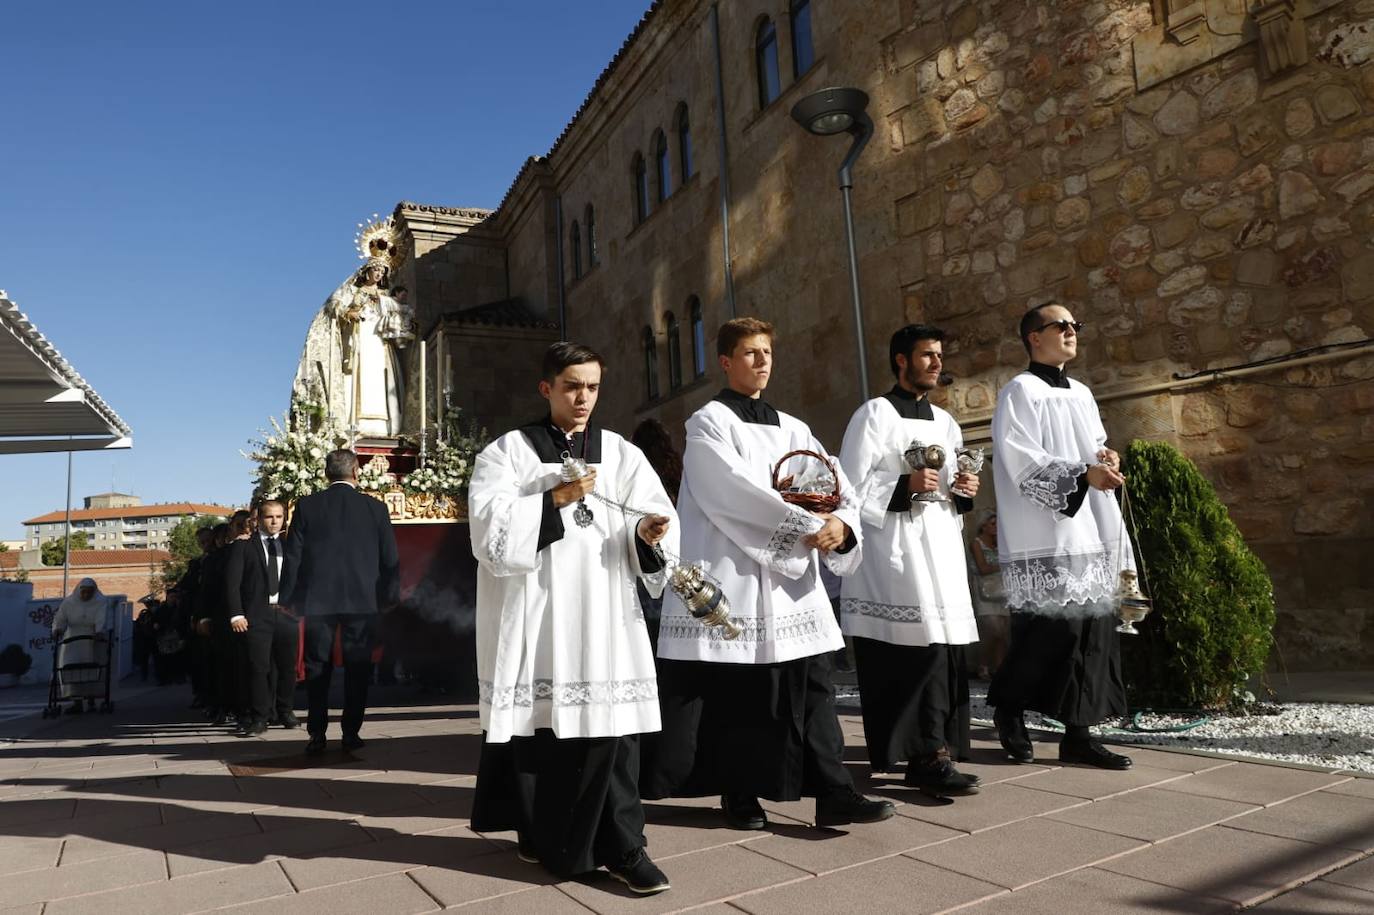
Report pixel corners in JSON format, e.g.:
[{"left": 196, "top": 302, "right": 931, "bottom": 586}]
[
  {"left": 988, "top": 303, "right": 1134, "bottom": 772},
  {"left": 643, "top": 317, "right": 895, "bottom": 833},
  {"left": 468, "top": 343, "right": 674, "bottom": 895},
  {"left": 838, "top": 324, "right": 982, "bottom": 798}
]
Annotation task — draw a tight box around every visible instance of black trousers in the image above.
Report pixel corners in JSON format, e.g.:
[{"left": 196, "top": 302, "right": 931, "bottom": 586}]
[
  {"left": 303, "top": 614, "right": 375, "bottom": 738},
  {"left": 472, "top": 731, "right": 644, "bottom": 878},
  {"left": 853, "top": 638, "right": 971, "bottom": 771},
  {"left": 246, "top": 611, "right": 300, "bottom": 723},
  {"left": 212, "top": 628, "right": 248, "bottom": 714},
  {"left": 642, "top": 653, "right": 853, "bottom": 802}
]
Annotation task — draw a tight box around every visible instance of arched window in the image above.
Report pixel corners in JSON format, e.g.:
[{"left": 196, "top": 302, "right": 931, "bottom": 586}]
[
  {"left": 756, "top": 18, "right": 781, "bottom": 108},
  {"left": 570, "top": 220, "right": 582, "bottom": 280},
  {"left": 676, "top": 104, "right": 694, "bottom": 183},
  {"left": 666, "top": 311, "right": 682, "bottom": 391},
  {"left": 790, "top": 0, "right": 814, "bottom": 78},
  {"left": 632, "top": 152, "right": 649, "bottom": 224},
  {"left": 653, "top": 130, "right": 671, "bottom": 203},
  {"left": 643, "top": 326, "right": 659, "bottom": 400},
  {"left": 689, "top": 297, "right": 706, "bottom": 378},
  {"left": 585, "top": 203, "right": 598, "bottom": 267}
]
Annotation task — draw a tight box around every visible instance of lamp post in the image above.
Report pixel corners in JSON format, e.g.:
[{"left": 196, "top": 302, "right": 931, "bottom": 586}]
[{"left": 791, "top": 87, "right": 874, "bottom": 401}]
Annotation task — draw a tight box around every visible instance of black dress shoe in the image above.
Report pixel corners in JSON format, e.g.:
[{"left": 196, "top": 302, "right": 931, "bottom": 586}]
[
  {"left": 304, "top": 735, "right": 326, "bottom": 756},
  {"left": 720, "top": 794, "right": 767, "bottom": 830},
  {"left": 236, "top": 720, "right": 268, "bottom": 738},
  {"left": 904, "top": 752, "right": 981, "bottom": 796},
  {"left": 278, "top": 712, "right": 300, "bottom": 729},
  {"left": 1060, "top": 738, "right": 1133, "bottom": 770},
  {"left": 606, "top": 847, "right": 670, "bottom": 895},
  {"left": 994, "top": 709, "right": 1035, "bottom": 763},
  {"left": 815, "top": 788, "right": 896, "bottom": 827},
  {"left": 210, "top": 712, "right": 229, "bottom": 727},
  {"left": 341, "top": 734, "right": 365, "bottom": 752}
]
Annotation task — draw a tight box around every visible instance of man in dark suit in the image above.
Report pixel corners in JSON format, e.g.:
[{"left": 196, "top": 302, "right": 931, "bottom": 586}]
[
  {"left": 280, "top": 449, "right": 400, "bottom": 754},
  {"left": 223, "top": 499, "right": 301, "bottom": 737}
]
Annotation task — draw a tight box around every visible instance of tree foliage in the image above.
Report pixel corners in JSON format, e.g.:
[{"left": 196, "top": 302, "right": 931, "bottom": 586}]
[
  {"left": 40, "top": 531, "right": 90, "bottom": 566},
  {"left": 159, "top": 516, "right": 219, "bottom": 590},
  {"left": 1119, "top": 440, "right": 1276, "bottom": 710},
  {"left": 0, "top": 644, "right": 33, "bottom": 678}
]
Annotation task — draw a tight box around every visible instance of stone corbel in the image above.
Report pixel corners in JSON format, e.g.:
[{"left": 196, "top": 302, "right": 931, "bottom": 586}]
[
  {"left": 1163, "top": 2, "right": 1209, "bottom": 46},
  {"left": 1252, "top": 0, "right": 1308, "bottom": 77}
]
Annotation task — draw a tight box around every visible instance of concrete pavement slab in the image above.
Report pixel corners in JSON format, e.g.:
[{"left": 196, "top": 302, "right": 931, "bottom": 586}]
[
  {"left": 955, "top": 866, "right": 1236, "bottom": 914},
  {"left": 1323, "top": 775, "right": 1374, "bottom": 800},
  {"left": 277, "top": 824, "right": 504, "bottom": 892},
  {"left": 165, "top": 818, "right": 375, "bottom": 877},
  {"left": 216, "top": 872, "right": 441, "bottom": 914},
  {"left": 405, "top": 849, "right": 558, "bottom": 907},
  {"left": 894, "top": 781, "right": 1090, "bottom": 835},
  {"left": 1044, "top": 786, "right": 1259, "bottom": 842},
  {"left": 43, "top": 859, "right": 294, "bottom": 915},
  {"left": 1322, "top": 854, "right": 1374, "bottom": 893},
  {"left": 1015, "top": 763, "right": 1189, "bottom": 800},
  {"left": 0, "top": 849, "right": 166, "bottom": 909},
  {"left": 1222, "top": 789, "right": 1374, "bottom": 852},
  {"left": 0, "top": 836, "right": 63, "bottom": 877},
  {"left": 1251, "top": 878, "right": 1374, "bottom": 913},
  {"left": 1157, "top": 762, "right": 1351, "bottom": 806},
  {"left": 907, "top": 816, "right": 1145, "bottom": 890},
  {"left": 559, "top": 845, "right": 809, "bottom": 914},
  {"left": 732, "top": 856, "right": 1005, "bottom": 914},
  {"left": 745, "top": 810, "right": 961, "bottom": 875},
  {"left": 1097, "top": 824, "right": 1361, "bottom": 906}
]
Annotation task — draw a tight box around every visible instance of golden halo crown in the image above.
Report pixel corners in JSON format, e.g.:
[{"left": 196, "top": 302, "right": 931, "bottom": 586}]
[{"left": 354, "top": 213, "right": 407, "bottom": 273}]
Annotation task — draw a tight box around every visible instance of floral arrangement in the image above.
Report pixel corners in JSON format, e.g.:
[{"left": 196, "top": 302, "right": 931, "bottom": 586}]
[
  {"left": 356, "top": 454, "right": 396, "bottom": 493},
  {"left": 244, "top": 417, "right": 332, "bottom": 501},
  {"left": 403, "top": 440, "right": 474, "bottom": 495}
]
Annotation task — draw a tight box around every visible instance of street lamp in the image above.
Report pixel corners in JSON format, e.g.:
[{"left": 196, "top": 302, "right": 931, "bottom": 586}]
[{"left": 791, "top": 86, "right": 874, "bottom": 401}]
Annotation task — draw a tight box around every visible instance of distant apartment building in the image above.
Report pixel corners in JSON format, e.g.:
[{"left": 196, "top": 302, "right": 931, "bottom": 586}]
[{"left": 22, "top": 494, "right": 233, "bottom": 551}]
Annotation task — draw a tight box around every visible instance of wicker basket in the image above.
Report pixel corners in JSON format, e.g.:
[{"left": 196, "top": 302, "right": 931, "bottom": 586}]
[{"left": 771, "top": 449, "right": 842, "bottom": 514}]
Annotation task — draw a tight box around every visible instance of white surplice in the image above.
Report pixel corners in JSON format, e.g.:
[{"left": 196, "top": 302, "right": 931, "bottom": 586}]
[
  {"left": 655, "top": 401, "right": 862, "bottom": 665},
  {"left": 469, "top": 427, "right": 676, "bottom": 743},
  {"left": 837, "top": 397, "right": 978, "bottom": 646},
  {"left": 992, "top": 373, "right": 1134, "bottom": 619}
]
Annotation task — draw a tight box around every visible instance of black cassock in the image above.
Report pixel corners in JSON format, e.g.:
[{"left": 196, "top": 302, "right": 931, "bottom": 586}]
[
  {"left": 987, "top": 362, "right": 1127, "bottom": 727},
  {"left": 640, "top": 390, "right": 855, "bottom": 803}
]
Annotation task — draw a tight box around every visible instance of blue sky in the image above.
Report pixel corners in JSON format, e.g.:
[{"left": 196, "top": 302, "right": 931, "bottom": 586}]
[{"left": 1, "top": 1, "right": 654, "bottom": 539}]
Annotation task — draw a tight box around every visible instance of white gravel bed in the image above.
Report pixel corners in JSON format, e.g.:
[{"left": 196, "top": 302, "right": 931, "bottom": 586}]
[{"left": 838, "top": 684, "right": 1374, "bottom": 774}]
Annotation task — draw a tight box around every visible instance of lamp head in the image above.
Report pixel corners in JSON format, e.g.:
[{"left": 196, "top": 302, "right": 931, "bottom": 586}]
[{"left": 791, "top": 87, "right": 870, "bottom": 136}]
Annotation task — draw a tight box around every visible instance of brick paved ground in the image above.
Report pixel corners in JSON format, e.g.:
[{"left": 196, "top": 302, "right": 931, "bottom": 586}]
[{"left": 1, "top": 684, "right": 1371, "bottom": 913}]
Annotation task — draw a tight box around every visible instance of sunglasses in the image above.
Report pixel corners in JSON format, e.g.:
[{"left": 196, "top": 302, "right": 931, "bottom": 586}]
[{"left": 1034, "top": 319, "right": 1084, "bottom": 334}]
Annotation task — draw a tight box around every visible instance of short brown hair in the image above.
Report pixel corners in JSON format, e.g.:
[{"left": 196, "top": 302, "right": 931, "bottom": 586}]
[
  {"left": 257, "top": 499, "right": 286, "bottom": 516},
  {"left": 716, "top": 317, "right": 774, "bottom": 357}
]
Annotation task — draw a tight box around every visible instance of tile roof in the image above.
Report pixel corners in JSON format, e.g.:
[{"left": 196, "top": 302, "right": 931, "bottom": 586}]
[
  {"left": 0, "top": 549, "right": 171, "bottom": 570},
  {"left": 23, "top": 503, "right": 233, "bottom": 526},
  {"left": 442, "top": 299, "right": 560, "bottom": 331}
]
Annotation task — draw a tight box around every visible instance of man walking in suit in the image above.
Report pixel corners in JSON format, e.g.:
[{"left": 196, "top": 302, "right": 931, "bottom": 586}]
[
  {"left": 281, "top": 449, "right": 400, "bottom": 754},
  {"left": 223, "top": 500, "right": 301, "bottom": 737}
]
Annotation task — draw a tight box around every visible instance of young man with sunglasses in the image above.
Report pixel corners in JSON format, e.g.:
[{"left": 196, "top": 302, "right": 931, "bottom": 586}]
[{"left": 987, "top": 303, "right": 1135, "bottom": 771}]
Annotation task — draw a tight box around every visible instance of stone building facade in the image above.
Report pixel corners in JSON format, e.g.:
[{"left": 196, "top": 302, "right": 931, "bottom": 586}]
[{"left": 390, "top": 0, "right": 1374, "bottom": 670}]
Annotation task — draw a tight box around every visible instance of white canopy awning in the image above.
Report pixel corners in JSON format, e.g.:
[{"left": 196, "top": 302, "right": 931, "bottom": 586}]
[{"left": 0, "top": 290, "right": 132, "bottom": 454}]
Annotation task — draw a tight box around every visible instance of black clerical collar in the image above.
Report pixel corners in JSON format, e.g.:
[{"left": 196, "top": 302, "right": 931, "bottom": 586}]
[
  {"left": 519, "top": 416, "right": 603, "bottom": 464},
  {"left": 714, "top": 388, "right": 780, "bottom": 426},
  {"left": 882, "top": 385, "right": 935, "bottom": 421},
  {"left": 1026, "top": 361, "right": 1070, "bottom": 389}
]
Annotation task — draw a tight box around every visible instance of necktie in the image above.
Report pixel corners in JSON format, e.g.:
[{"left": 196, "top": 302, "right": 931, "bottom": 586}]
[{"left": 265, "top": 537, "right": 280, "bottom": 596}]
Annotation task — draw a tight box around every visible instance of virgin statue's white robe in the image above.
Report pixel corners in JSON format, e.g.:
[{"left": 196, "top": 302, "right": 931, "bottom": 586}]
[
  {"left": 656, "top": 400, "right": 862, "bottom": 665},
  {"left": 992, "top": 372, "right": 1134, "bottom": 619},
  {"left": 469, "top": 426, "right": 676, "bottom": 743},
  {"left": 292, "top": 279, "right": 409, "bottom": 438},
  {"left": 837, "top": 396, "right": 978, "bottom": 646}
]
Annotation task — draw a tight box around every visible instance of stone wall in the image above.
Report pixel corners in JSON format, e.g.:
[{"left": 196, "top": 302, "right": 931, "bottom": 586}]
[{"left": 411, "top": 0, "right": 1374, "bottom": 669}]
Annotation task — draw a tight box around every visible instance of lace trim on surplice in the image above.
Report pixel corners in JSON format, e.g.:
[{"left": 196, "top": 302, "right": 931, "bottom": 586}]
[
  {"left": 480, "top": 677, "right": 659, "bottom": 710},
  {"left": 1016, "top": 459, "right": 1088, "bottom": 513}
]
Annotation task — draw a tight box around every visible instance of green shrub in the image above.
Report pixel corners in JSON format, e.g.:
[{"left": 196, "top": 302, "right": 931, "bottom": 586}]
[{"left": 1119, "top": 439, "right": 1276, "bottom": 710}]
